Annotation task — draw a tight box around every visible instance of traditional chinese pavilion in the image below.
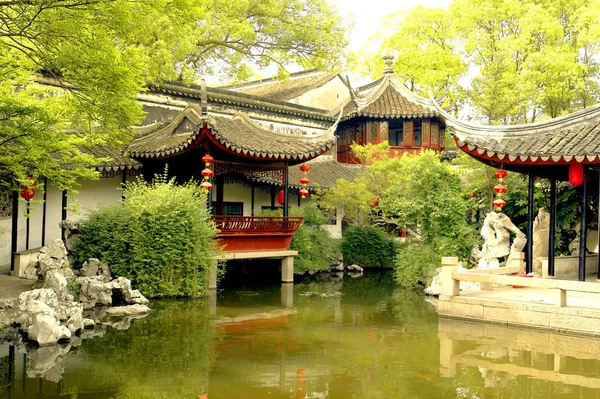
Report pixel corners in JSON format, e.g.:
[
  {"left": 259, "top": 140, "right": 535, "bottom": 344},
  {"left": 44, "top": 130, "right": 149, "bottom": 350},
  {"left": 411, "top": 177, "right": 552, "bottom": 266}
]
[
  {"left": 437, "top": 103, "right": 600, "bottom": 281},
  {"left": 335, "top": 54, "right": 447, "bottom": 164},
  {"left": 126, "top": 99, "right": 340, "bottom": 254}
]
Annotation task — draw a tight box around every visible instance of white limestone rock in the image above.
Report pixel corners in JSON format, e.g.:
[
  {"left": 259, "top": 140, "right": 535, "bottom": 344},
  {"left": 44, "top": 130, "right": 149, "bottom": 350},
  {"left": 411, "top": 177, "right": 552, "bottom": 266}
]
[
  {"left": 79, "top": 258, "right": 111, "bottom": 282},
  {"left": 130, "top": 289, "right": 149, "bottom": 305},
  {"left": 105, "top": 304, "right": 151, "bottom": 317},
  {"left": 23, "top": 261, "right": 39, "bottom": 280},
  {"left": 425, "top": 266, "right": 481, "bottom": 296},
  {"left": 21, "top": 301, "right": 71, "bottom": 346},
  {"left": 78, "top": 277, "right": 113, "bottom": 309},
  {"left": 17, "top": 289, "right": 58, "bottom": 318},
  {"left": 43, "top": 269, "right": 68, "bottom": 297},
  {"left": 40, "top": 239, "right": 68, "bottom": 262},
  {"left": 347, "top": 264, "right": 363, "bottom": 272}
]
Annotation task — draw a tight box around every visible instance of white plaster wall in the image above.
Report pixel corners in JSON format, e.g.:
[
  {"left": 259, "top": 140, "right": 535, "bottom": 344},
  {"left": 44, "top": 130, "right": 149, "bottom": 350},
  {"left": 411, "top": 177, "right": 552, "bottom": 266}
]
[
  {"left": 67, "top": 176, "right": 128, "bottom": 222},
  {"left": 0, "top": 175, "right": 133, "bottom": 274},
  {"left": 291, "top": 78, "right": 350, "bottom": 112}
]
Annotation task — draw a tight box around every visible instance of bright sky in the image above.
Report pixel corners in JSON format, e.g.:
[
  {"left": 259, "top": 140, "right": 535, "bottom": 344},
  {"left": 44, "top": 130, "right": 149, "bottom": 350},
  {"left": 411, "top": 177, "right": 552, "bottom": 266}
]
[{"left": 328, "top": 0, "right": 452, "bottom": 50}]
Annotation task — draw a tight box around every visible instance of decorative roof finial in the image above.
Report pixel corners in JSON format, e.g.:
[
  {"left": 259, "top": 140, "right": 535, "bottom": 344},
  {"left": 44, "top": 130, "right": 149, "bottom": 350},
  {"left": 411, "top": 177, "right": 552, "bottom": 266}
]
[
  {"left": 200, "top": 78, "right": 208, "bottom": 119},
  {"left": 382, "top": 48, "right": 395, "bottom": 75}
]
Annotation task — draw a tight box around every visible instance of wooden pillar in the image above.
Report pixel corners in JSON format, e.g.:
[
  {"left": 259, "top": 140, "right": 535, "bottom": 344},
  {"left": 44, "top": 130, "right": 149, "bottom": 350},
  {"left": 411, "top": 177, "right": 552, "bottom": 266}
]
[
  {"left": 121, "top": 170, "right": 127, "bottom": 201},
  {"left": 61, "top": 190, "right": 67, "bottom": 241},
  {"left": 283, "top": 163, "right": 289, "bottom": 217},
  {"left": 579, "top": 167, "right": 587, "bottom": 282},
  {"left": 216, "top": 176, "right": 224, "bottom": 215},
  {"left": 598, "top": 167, "right": 600, "bottom": 281},
  {"left": 251, "top": 185, "right": 255, "bottom": 216},
  {"left": 41, "top": 177, "right": 47, "bottom": 246},
  {"left": 25, "top": 200, "right": 30, "bottom": 250},
  {"left": 270, "top": 186, "right": 276, "bottom": 210},
  {"left": 10, "top": 192, "right": 18, "bottom": 273},
  {"left": 548, "top": 177, "right": 556, "bottom": 277},
  {"left": 526, "top": 172, "right": 535, "bottom": 274}
]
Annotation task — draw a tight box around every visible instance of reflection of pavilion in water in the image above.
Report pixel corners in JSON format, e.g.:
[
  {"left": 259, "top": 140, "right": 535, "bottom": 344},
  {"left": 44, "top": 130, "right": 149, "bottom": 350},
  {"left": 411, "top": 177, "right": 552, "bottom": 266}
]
[{"left": 439, "top": 318, "right": 600, "bottom": 397}]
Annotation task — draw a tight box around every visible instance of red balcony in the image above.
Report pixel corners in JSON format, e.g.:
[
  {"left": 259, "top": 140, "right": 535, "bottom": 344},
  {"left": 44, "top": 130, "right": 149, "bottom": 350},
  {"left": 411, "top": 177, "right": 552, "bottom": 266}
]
[{"left": 214, "top": 216, "right": 303, "bottom": 252}]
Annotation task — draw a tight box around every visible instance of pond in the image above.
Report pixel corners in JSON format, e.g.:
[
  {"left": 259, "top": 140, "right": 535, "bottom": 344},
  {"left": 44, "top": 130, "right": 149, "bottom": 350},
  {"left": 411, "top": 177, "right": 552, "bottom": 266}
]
[{"left": 1, "top": 270, "right": 600, "bottom": 398}]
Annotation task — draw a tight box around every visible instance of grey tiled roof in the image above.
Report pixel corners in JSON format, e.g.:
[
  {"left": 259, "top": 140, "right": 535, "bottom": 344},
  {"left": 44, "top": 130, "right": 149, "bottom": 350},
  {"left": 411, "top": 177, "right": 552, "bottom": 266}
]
[
  {"left": 287, "top": 158, "right": 363, "bottom": 190},
  {"left": 126, "top": 105, "right": 338, "bottom": 162},
  {"left": 255, "top": 157, "right": 363, "bottom": 190},
  {"left": 439, "top": 103, "right": 600, "bottom": 163},
  {"left": 224, "top": 70, "right": 340, "bottom": 101},
  {"left": 80, "top": 145, "right": 142, "bottom": 173},
  {"left": 148, "top": 81, "right": 333, "bottom": 121},
  {"left": 340, "top": 75, "right": 441, "bottom": 121}
]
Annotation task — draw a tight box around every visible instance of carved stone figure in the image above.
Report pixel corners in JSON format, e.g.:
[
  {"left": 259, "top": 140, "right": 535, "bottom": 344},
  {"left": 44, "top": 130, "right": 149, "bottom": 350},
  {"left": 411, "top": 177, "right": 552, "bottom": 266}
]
[
  {"left": 477, "top": 212, "right": 526, "bottom": 269},
  {"left": 532, "top": 208, "right": 550, "bottom": 276}
]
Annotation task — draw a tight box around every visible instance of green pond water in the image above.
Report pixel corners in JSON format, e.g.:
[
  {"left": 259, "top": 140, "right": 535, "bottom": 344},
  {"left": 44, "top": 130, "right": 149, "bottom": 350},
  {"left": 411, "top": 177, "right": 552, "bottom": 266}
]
[{"left": 2, "top": 271, "right": 600, "bottom": 399}]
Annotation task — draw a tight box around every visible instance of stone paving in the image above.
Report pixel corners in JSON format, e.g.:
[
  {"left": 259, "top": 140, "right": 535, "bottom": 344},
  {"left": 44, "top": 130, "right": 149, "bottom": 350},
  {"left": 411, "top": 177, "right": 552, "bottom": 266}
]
[{"left": 0, "top": 275, "right": 36, "bottom": 301}]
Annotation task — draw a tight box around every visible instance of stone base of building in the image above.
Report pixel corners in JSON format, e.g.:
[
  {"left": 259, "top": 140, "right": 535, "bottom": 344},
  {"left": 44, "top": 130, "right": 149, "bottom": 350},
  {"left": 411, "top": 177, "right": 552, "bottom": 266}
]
[{"left": 438, "top": 292, "right": 600, "bottom": 336}]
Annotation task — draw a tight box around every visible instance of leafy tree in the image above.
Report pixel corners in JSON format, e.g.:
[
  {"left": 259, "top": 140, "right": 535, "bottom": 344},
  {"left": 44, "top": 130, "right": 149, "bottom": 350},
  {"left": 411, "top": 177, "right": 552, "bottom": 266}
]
[
  {"left": 0, "top": 0, "right": 349, "bottom": 191},
  {"left": 364, "top": 0, "right": 600, "bottom": 124},
  {"left": 74, "top": 174, "right": 219, "bottom": 298},
  {"left": 289, "top": 202, "right": 341, "bottom": 274}
]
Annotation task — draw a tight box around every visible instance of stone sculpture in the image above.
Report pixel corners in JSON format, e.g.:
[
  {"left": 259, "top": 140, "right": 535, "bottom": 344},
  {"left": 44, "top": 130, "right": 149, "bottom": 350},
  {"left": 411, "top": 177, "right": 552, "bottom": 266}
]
[{"left": 476, "top": 212, "right": 526, "bottom": 269}]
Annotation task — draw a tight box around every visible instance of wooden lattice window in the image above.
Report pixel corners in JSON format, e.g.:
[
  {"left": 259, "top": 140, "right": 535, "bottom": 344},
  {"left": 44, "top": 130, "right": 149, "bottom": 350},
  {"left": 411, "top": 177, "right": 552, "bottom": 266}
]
[{"left": 0, "top": 192, "right": 11, "bottom": 219}]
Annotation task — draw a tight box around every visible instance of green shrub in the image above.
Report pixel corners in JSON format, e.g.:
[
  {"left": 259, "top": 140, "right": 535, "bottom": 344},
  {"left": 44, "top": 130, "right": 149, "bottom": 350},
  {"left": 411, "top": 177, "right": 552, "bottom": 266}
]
[
  {"left": 74, "top": 175, "right": 219, "bottom": 298},
  {"left": 289, "top": 203, "right": 341, "bottom": 274},
  {"left": 341, "top": 226, "right": 398, "bottom": 268},
  {"left": 394, "top": 242, "right": 440, "bottom": 288}
]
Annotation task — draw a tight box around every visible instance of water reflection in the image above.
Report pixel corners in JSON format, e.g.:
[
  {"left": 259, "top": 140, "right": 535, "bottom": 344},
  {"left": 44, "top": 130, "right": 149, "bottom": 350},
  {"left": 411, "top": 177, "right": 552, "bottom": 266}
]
[
  {"left": 440, "top": 318, "right": 600, "bottom": 398},
  {"left": 2, "top": 271, "right": 600, "bottom": 398}
]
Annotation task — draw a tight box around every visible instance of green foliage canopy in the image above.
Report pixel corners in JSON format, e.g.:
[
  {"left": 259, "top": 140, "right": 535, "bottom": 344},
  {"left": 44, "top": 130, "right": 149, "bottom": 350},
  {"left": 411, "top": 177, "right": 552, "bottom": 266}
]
[
  {"left": 74, "top": 175, "right": 219, "bottom": 298},
  {"left": 362, "top": 0, "right": 600, "bottom": 123},
  {"left": 0, "top": 0, "right": 349, "bottom": 191}
]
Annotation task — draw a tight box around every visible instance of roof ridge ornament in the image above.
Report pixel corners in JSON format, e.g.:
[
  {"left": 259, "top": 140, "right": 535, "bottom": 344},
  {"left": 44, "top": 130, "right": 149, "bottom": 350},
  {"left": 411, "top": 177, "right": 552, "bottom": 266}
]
[
  {"left": 382, "top": 48, "right": 395, "bottom": 75},
  {"left": 200, "top": 79, "right": 208, "bottom": 120}
]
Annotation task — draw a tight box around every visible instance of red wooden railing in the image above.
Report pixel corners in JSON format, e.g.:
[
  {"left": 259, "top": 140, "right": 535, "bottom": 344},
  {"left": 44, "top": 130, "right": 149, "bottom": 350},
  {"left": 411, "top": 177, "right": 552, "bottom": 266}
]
[
  {"left": 213, "top": 216, "right": 303, "bottom": 252},
  {"left": 213, "top": 216, "right": 303, "bottom": 235}
]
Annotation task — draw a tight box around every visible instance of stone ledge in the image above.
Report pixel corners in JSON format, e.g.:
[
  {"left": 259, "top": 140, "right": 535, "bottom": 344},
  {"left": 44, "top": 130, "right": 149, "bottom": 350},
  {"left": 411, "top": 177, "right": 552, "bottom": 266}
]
[
  {"left": 439, "top": 293, "right": 600, "bottom": 336},
  {"left": 216, "top": 250, "right": 298, "bottom": 260}
]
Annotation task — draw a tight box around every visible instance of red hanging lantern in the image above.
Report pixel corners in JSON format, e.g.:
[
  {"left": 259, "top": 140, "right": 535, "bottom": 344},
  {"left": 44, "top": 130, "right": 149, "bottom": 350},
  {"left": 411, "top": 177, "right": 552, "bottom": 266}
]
[
  {"left": 200, "top": 181, "right": 212, "bottom": 190},
  {"left": 493, "top": 198, "right": 507, "bottom": 210},
  {"left": 299, "top": 164, "right": 311, "bottom": 174},
  {"left": 373, "top": 198, "right": 379, "bottom": 206},
  {"left": 493, "top": 184, "right": 507, "bottom": 194},
  {"left": 299, "top": 188, "right": 309, "bottom": 199},
  {"left": 201, "top": 155, "right": 214, "bottom": 166},
  {"left": 569, "top": 163, "right": 584, "bottom": 186},
  {"left": 201, "top": 168, "right": 214, "bottom": 178},
  {"left": 299, "top": 177, "right": 309, "bottom": 185},
  {"left": 19, "top": 177, "right": 35, "bottom": 201},
  {"left": 278, "top": 189, "right": 285, "bottom": 206},
  {"left": 494, "top": 169, "right": 507, "bottom": 181}
]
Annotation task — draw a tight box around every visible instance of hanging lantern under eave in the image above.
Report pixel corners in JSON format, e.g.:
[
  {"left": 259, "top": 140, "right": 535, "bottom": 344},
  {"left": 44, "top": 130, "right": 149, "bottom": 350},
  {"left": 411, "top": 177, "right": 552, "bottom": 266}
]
[
  {"left": 569, "top": 163, "right": 584, "bottom": 186},
  {"left": 299, "top": 188, "right": 309, "bottom": 199},
  {"left": 200, "top": 181, "right": 212, "bottom": 190},
  {"left": 493, "top": 198, "right": 507, "bottom": 211},
  {"left": 299, "top": 164, "right": 310, "bottom": 174},
  {"left": 278, "top": 189, "right": 285, "bottom": 206},
  {"left": 494, "top": 169, "right": 507, "bottom": 182},
  {"left": 493, "top": 184, "right": 507, "bottom": 195},
  {"left": 202, "top": 155, "right": 214, "bottom": 166},
  {"left": 299, "top": 177, "right": 309, "bottom": 185},
  {"left": 201, "top": 168, "right": 214, "bottom": 178}
]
